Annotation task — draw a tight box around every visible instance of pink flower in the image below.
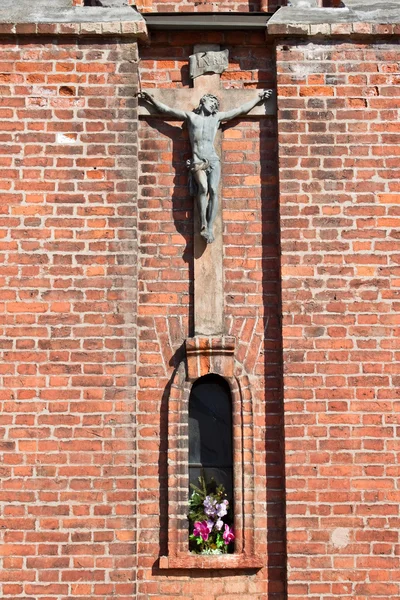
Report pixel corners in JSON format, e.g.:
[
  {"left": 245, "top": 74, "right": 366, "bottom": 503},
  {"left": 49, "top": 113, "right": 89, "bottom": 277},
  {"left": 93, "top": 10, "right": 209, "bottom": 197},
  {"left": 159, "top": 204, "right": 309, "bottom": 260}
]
[
  {"left": 223, "top": 524, "right": 235, "bottom": 544},
  {"left": 193, "top": 520, "right": 211, "bottom": 541}
]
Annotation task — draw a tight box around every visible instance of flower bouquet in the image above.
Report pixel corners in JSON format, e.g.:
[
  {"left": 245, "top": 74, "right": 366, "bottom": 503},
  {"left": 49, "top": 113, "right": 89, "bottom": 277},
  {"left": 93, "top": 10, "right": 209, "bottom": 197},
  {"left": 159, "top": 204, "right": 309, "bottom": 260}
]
[{"left": 188, "top": 474, "right": 235, "bottom": 554}]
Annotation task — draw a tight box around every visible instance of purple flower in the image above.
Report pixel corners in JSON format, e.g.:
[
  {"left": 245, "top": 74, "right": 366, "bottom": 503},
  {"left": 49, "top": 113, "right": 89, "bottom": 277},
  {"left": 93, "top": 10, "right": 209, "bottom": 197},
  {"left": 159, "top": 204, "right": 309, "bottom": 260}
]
[
  {"left": 223, "top": 524, "right": 235, "bottom": 544},
  {"left": 215, "top": 518, "right": 224, "bottom": 531},
  {"left": 206, "top": 520, "right": 214, "bottom": 533},
  {"left": 203, "top": 495, "right": 217, "bottom": 518},
  {"left": 216, "top": 499, "right": 229, "bottom": 518},
  {"left": 193, "top": 521, "right": 211, "bottom": 541}
]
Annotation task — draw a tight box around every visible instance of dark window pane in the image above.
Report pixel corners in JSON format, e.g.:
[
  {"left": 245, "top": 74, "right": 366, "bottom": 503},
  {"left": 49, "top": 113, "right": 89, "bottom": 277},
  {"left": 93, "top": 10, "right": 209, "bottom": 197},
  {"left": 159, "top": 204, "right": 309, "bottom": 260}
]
[
  {"left": 189, "top": 467, "right": 233, "bottom": 504},
  {"left": 189, "top": 374, "right": 233, "bottom": 498}
]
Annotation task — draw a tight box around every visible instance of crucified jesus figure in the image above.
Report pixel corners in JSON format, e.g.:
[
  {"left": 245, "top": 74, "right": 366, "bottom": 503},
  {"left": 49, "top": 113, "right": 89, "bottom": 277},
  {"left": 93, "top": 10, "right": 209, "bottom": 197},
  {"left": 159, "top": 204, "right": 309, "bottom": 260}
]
[{"left": 139, "top": 90, "right": 272, "bottom": 244}]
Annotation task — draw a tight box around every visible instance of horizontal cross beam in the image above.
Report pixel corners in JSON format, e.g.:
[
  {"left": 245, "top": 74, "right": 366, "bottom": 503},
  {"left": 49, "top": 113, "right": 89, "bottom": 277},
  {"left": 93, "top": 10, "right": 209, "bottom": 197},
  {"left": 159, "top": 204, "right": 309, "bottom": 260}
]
[{"left": 138, "top": 88, "right": 276, "bottom": 118}]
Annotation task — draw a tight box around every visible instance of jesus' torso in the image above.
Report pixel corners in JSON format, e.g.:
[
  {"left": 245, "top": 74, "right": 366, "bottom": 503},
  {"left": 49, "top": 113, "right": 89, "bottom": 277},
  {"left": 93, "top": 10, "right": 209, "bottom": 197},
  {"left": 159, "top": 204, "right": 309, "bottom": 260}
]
[{"left": 187, "top": 112, "right": 221, "bottom": 163}]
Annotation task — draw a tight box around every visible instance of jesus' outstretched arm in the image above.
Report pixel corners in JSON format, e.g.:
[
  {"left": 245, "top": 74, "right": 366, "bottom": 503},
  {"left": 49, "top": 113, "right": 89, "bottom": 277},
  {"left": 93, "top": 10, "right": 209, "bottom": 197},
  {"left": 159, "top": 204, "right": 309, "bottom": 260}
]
[
  {"left": 138, "top": 91, "right": 188, "bottom": 121},
  {"left": 217, "top": 89, "right": 272, "bottom": 123}
]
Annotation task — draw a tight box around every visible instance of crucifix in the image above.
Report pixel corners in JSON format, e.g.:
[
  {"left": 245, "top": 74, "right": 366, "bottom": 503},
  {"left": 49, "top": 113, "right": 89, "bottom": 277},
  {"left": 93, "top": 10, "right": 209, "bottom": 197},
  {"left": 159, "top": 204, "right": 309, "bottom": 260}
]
[{"left": 139, "top": 45, "right": 274, "bottom": 336}]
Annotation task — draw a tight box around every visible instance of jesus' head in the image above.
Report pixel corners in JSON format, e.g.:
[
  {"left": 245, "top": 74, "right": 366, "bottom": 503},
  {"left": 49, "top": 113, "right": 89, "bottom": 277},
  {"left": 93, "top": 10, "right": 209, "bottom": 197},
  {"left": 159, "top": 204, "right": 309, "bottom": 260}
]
[{"left": 194, "top": 94, "right": 220, "bottom": 115}]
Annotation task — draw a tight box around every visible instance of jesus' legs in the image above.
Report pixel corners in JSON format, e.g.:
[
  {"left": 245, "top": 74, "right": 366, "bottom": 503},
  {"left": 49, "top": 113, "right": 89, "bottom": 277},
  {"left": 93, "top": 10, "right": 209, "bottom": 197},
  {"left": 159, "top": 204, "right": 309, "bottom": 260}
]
[
  {"left": 205, "top": 161, "right": 221, "bottom": 244},
  {"left": 193, "top": 169, "right": 209, "bottom": 241}
]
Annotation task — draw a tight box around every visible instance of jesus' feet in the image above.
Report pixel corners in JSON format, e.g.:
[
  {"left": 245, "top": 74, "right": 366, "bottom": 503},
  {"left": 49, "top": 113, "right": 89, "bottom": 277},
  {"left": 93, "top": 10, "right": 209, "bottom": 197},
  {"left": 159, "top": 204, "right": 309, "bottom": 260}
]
[{"left": 200, "top": 227, "right": 214, "bottom": 244}]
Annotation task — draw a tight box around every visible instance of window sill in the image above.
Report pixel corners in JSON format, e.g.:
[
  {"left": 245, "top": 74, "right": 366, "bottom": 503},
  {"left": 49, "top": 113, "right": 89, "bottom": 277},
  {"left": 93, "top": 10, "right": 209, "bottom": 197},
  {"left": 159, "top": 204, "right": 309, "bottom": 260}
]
[{"left": 159, "top": 554, "right": 263, "bottom": 570}]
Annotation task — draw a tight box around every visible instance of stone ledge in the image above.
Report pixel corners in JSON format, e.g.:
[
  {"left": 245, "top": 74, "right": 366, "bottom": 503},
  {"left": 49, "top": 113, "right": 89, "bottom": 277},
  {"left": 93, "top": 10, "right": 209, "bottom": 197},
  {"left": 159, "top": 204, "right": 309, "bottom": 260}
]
[
  {"left": 0, "top": 19, "right": 147, "bottom": 38},
  {"left": 0, "top": 5, "right": 148, "bottom": 39},
  {"left": 267, "top": 5, "right": 400, "bottom": 37},
  {"left": 268, "top": 20, "right": 400, "bottom": 37},
  {"left": 159, "top": 553, "right": 263, "bottom": 570}
]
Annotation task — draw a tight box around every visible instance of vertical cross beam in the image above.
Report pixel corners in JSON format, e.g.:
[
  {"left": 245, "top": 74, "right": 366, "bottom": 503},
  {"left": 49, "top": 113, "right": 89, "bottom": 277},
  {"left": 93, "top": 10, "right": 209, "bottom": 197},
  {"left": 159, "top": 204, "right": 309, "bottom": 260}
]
[
  {"left": 139, "top": 46, "right": 274, "bottom": 338},
  {"left": 192, "top": 44, "right": 224, "bottom": 337}
]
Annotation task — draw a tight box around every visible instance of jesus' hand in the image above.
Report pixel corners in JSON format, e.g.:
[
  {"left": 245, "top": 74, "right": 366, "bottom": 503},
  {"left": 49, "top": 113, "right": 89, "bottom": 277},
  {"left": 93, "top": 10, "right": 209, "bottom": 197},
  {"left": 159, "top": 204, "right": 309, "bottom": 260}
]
[
  {"left": 258, "top": 89, "right": 273, "bottom": 102},
  {"left": 138, "top": 91, "right": 154, "bottom": 103}
]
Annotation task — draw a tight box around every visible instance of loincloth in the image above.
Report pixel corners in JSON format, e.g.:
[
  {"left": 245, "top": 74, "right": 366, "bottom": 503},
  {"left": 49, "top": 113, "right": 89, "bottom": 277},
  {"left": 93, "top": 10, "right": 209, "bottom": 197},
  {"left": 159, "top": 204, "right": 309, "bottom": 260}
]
[{"left": 186, "top": 158, "right": 219, "bottom": 196}]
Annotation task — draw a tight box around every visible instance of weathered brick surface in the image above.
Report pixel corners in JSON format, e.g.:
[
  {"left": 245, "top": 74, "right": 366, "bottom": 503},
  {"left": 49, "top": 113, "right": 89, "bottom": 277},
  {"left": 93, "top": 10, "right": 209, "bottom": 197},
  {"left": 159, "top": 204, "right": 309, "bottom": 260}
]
[
  {"left": 0, "top": 36, "right": 139, "bottom": 599},
  {"left": 137, "top": 30, "right": 285, "bottom": 599},
  {"left": 277, "top": 41, "right": 400, "bottom": 600}
]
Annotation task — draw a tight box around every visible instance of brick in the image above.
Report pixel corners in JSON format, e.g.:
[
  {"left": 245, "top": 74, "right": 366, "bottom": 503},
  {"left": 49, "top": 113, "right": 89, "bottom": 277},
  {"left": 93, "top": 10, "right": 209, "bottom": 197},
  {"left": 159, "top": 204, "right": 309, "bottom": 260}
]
[
  {"left": 277, "top": 39, "right": 400, "bottom": 600},
  {"left": 2, "top": 6, "right": 395, "bottom": 600},
  {"left": 0, "top": 34, "right": 140, "bottom": 599},
  {"left": 136, "top": 29, "right": 282, "bottom": 599}
]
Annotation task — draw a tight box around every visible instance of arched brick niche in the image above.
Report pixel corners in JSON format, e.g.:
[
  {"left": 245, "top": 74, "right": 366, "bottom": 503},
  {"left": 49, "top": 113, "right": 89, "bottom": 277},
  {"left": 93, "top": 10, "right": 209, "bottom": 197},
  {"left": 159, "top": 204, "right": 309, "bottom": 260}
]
[{"left": 160, "top": 336, "right": 263, "bottom": 569}]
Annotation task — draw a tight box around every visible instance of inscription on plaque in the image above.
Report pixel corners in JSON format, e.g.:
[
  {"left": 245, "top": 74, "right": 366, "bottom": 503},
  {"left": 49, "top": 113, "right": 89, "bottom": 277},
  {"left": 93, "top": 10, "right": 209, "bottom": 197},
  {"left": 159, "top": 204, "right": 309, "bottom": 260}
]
[{"left": 189, "top": 50, "right": 229, "bottom": 80}]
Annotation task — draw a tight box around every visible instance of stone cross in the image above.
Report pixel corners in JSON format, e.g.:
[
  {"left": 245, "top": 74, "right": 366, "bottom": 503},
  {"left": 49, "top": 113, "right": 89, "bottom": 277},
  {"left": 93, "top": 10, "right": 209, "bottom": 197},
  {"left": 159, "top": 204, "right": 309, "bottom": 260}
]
[{"left": 139, "top": 44, "right": 275, "bottom": 337}]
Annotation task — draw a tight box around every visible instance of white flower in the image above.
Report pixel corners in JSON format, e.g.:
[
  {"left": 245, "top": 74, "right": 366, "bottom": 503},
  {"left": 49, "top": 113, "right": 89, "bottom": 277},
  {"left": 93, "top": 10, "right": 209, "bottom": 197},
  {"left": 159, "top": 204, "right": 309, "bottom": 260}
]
[{"left": 216, "top": 499, "right": 228, "bottom": 518}]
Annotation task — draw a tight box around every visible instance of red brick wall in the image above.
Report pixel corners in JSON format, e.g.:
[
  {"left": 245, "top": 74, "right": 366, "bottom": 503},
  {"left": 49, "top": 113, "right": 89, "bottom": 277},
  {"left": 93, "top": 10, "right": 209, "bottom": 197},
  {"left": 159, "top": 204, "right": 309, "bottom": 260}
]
[
  {"left": 139, "top": 0, "right": 262, "bottom": 12},
  {"left": 135, "top": 0, "right": 342, "bottom": 12},
  {"left": 4, "top": 13, "right": 395, "bottom": 600},
  {"left": 0, "top": 36, "right": 139, "bottom": 599},
  {"left": 72, "top": 0, "right": 342, "bottom": 13},
  {"left": 137, "top": 30, "right": 285, "bottom": 599},
  {"left": 277, "top": 40, "right": 400, "bottom": 600}
]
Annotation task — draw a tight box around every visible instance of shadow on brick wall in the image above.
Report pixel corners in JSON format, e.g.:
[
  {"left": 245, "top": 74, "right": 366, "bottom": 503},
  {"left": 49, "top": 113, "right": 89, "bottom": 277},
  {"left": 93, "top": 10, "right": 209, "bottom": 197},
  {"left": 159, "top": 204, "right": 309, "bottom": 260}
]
[{"left": 260, "top": 114, "right": 287, "bottom": 599}]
